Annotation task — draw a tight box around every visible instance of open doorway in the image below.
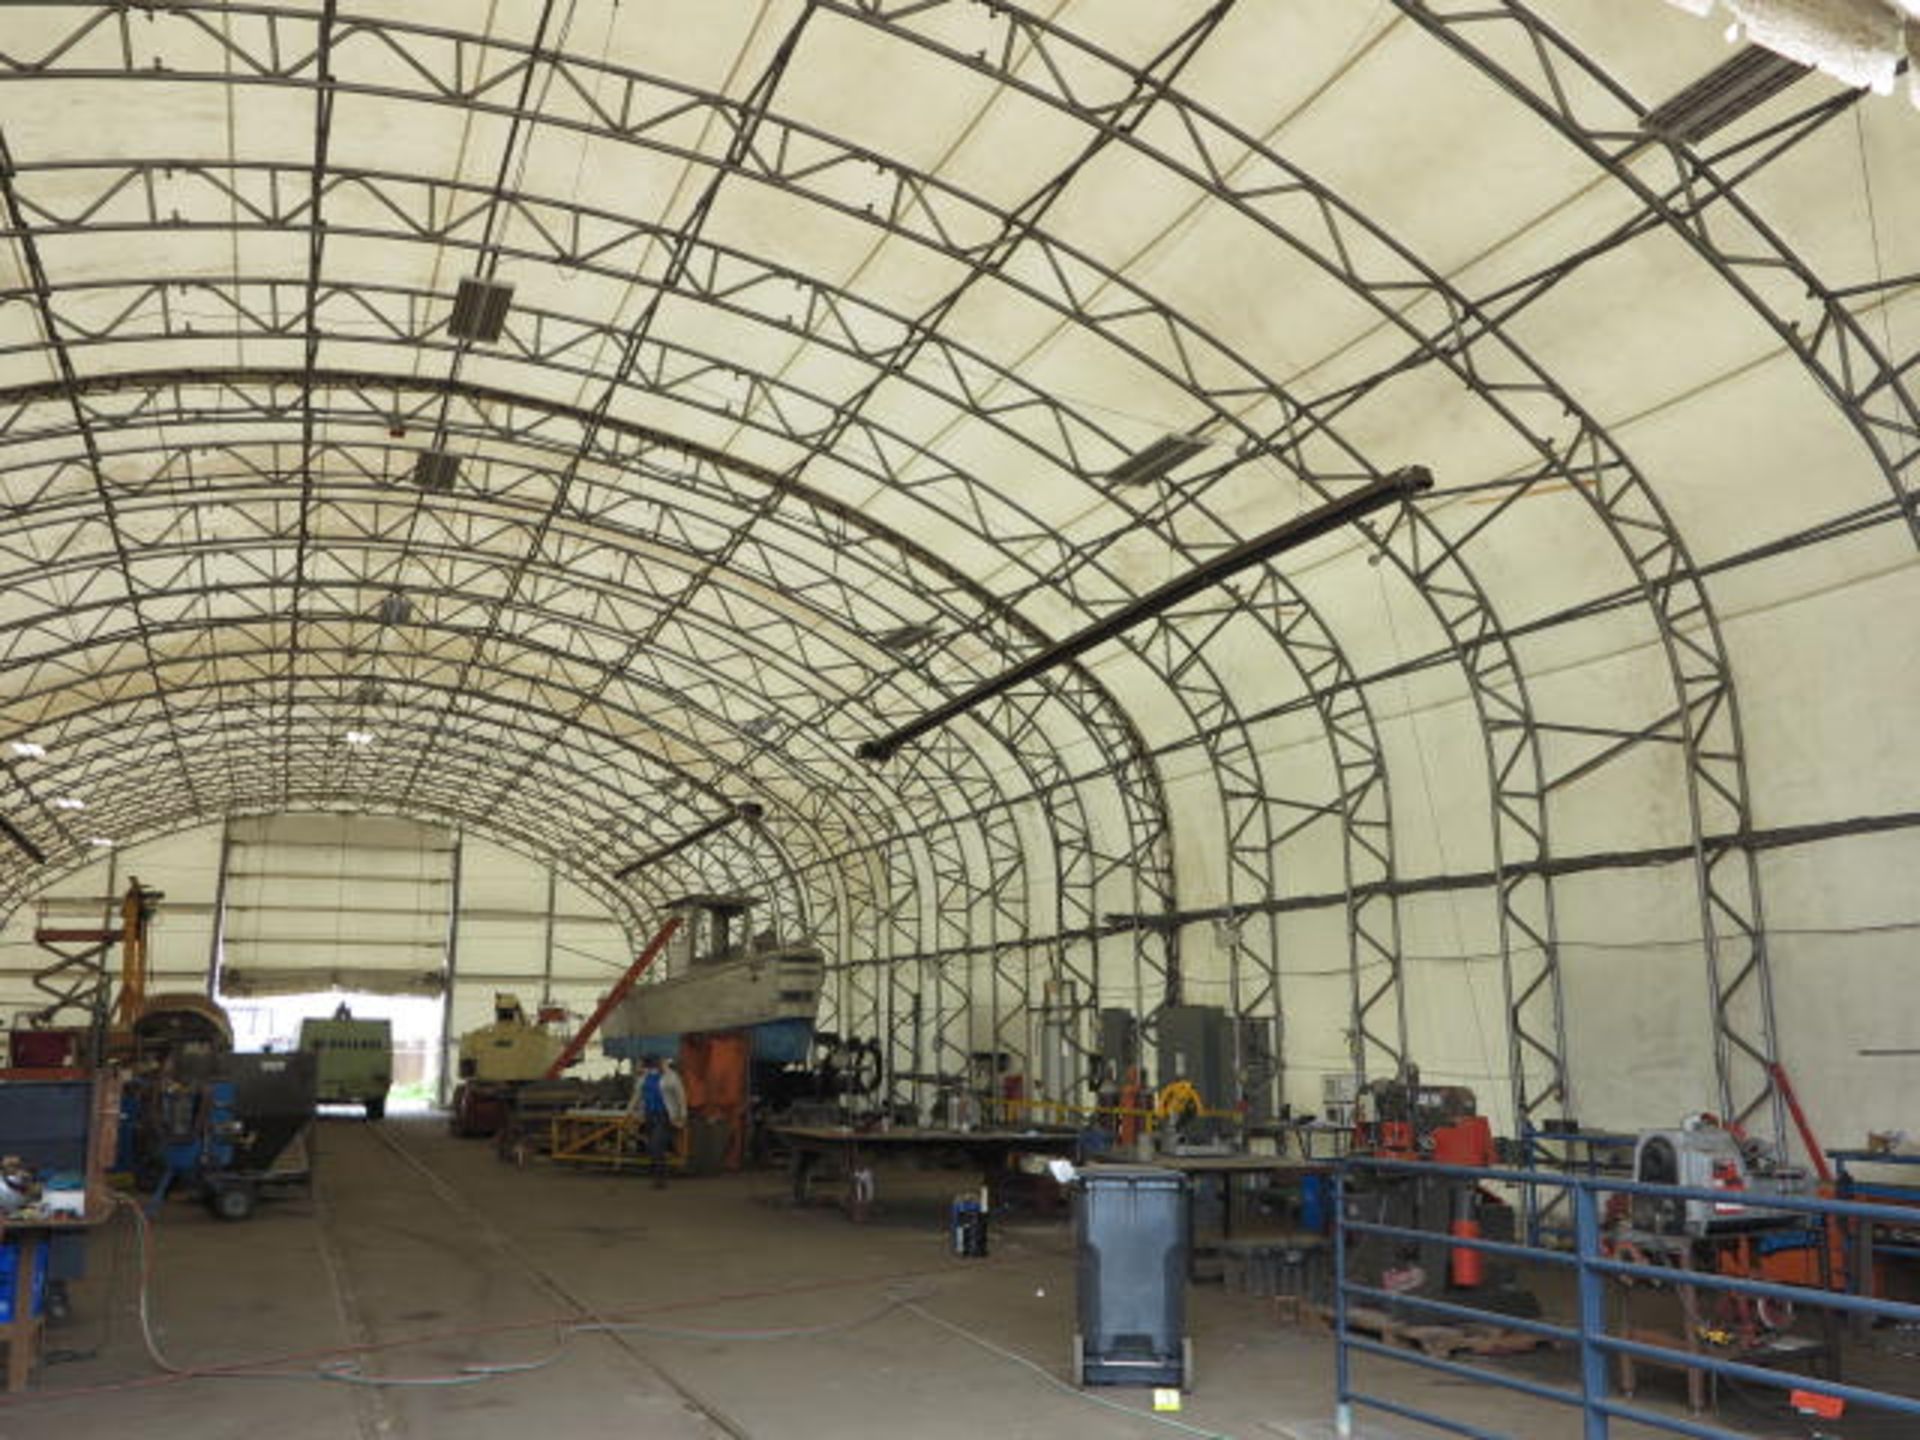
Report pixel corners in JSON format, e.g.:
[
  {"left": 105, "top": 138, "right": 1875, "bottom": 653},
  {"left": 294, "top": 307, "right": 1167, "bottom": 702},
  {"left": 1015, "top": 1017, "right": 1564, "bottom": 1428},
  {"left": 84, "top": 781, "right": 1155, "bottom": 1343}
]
[{"left": 221, "top": 990, "right": 446, "bottom": 1116}]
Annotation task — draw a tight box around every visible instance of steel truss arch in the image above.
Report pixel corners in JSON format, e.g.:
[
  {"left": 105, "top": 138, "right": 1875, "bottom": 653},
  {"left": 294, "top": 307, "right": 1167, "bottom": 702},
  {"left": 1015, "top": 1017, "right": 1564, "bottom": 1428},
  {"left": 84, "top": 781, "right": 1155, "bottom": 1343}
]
[
  {"left": 0, "top": 3, "right": 1777, "bottom": 1132},
  {"left": 0, "top": 372, "right": 1167, "bottom": 990},
  {"left": 0, "top": 632, "right": 863, "bottom": 972},
  {"left": 1389, "top": 0, "right": 1919, "bottom": 553},
  {"left": 822, "top": 0, "right": 1781, "bottom": 1139},
  {"left": 0, "top": 621, "right": 842, "bottom": 925},
  {"left": 0, "top": 535, "right": 1027, "bottom": 949},
  {"left": 0, "top": 248, "right": 1404, "bottom": 1094},
  {"left": 1377, "top": 0, "right": 1816, "bottom": 1146},
  {"left": 0, "top": 376, "right": 1172, "bottom": 1088},
  {"left": 0, "top": 11, "right": 1389, "bottom": 1099}
]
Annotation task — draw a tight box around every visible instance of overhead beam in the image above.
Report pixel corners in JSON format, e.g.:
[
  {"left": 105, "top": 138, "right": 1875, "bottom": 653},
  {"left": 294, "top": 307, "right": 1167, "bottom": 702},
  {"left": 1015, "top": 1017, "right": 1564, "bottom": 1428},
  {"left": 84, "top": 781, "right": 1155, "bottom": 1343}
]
[
  {"left": 613, "top": 803, "right": 765, "bottom": 883},
  {"left": 0, "top": 815, "right": 46, "bottom": 865},
  {"left": 857, "top": 467, "right": 1433, "bottom": 763},
  {"left": 1105, "top": 807, "right": 1920, "bottom": 931}
]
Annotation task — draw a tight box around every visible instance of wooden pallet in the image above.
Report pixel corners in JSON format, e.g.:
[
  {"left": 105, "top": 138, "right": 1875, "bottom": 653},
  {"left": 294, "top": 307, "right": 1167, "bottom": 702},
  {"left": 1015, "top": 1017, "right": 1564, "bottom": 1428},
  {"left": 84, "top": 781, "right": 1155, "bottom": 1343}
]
[{"left": 1326, "top": 1304, "right": 1550, "bottom": 1359}]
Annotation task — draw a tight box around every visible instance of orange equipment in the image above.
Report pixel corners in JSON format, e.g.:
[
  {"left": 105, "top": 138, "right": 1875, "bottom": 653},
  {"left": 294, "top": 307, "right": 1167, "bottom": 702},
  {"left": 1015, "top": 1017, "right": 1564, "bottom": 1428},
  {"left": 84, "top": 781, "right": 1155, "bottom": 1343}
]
[{"left": 677, "top": 1029, "right": 752, "bottom": 1172}]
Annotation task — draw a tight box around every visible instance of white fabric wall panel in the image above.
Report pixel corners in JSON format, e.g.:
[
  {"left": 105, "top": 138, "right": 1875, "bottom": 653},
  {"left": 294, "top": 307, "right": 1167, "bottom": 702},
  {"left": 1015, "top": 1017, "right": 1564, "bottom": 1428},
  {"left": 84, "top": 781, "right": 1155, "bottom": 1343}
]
[
  {"left": 1723, "top": 560, "right": 1920, "bottom": 822},
  {"left": 1270, "top": 902, "right": 1366, "bottom": 1114},
  {"left": 1760, "top": 831, "right": 1920, "bottom": 1155},
  {"left": 1552, "top": 865, "right": 1722, "bottom": 1134}
]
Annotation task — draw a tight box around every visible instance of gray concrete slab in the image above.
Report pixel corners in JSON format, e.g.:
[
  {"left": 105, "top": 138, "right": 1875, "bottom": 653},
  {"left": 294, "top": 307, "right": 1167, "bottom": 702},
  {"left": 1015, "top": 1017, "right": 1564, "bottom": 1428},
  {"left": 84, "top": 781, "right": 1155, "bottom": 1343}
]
[{"left": 0, "top": 1117, "right": 1867, "bottom": 1439}]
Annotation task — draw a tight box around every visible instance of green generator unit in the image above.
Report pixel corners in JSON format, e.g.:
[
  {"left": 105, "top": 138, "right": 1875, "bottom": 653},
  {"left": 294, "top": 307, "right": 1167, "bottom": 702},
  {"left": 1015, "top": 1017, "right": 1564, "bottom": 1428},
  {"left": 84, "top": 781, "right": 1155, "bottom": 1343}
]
[{"left": 297, "top": 1006, "right": 393, "bottom": 1119}]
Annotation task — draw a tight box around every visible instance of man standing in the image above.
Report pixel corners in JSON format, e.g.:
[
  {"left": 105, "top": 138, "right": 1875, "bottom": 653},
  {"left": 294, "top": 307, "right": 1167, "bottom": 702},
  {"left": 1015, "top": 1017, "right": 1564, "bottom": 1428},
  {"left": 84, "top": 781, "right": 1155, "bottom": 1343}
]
[{"left": 636, "top": 1055, "right": 686, "bottom": 1188}]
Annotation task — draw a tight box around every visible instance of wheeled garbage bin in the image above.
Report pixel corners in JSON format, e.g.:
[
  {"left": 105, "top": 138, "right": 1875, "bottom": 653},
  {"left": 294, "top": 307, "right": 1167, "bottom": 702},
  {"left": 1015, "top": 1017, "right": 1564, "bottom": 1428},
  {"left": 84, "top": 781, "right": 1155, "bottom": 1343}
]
[{"left": 1072, "top": 1164, "right": 1190, "bottom": 1388}]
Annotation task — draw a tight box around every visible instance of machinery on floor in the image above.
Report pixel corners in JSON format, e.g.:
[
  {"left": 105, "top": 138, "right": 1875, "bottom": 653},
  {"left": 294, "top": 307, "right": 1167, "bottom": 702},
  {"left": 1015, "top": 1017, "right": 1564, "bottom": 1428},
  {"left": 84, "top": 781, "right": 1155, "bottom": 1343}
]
[
  {"left": 759, "top": 1030, "right": 885, "bottom": 1126},
  {"left": 24, "top": 877, "right": 164, "bottom": 1060},
  {"left": 299, "top": 1003, "right": 393, "bottom": 1119},
  {"left": 122, "top": 994, "right": 317, "bottom": 1220},
  {"left": 602, "top": 895, "right": 825, "bottom": 1067},
  {"left": 467, "top": 917, "right": 695, "bottom": 1151},
  {"left": 448, "top": 993, "right": 569, "bottom": 1138},
  {"left": 1631, "top": 1113, "right": 1801, "bottom": 1236},
  {"left": 1341, "top": 1069, "right": 1536, "bottom": 1316}
]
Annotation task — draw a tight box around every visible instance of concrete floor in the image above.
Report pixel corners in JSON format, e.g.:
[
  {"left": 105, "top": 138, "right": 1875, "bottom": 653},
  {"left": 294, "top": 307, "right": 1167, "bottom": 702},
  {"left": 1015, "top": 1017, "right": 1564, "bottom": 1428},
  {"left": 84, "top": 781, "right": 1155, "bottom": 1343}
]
[{"left": 2, "top": 1117, "right": 1904, "bottom": 1439}]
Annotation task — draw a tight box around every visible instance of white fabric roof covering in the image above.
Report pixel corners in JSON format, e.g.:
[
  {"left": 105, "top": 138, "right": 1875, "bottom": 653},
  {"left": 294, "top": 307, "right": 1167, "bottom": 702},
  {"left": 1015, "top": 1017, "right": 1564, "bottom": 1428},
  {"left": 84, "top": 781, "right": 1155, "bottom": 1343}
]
[{"left": 0, "top": 0, "right": 1914, "bottom": 1140}]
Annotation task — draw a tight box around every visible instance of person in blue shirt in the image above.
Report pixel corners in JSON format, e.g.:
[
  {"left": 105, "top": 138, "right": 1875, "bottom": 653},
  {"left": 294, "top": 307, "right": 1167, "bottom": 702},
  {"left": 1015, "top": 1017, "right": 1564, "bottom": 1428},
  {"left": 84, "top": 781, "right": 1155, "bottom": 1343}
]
[{"left": 634, "top": 1055, "right": 687, "bottom": 1187}]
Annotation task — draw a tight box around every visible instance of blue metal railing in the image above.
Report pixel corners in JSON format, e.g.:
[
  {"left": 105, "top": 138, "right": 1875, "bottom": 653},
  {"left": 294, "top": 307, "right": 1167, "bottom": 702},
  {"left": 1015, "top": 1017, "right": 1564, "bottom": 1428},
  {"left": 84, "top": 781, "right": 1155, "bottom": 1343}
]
[
  {"left": 1333, "top": 1157, "right": 1920, "bottom": 1439},
  {"left": 1518, "top": 1125, "right": 1637, "bottom": 1247}
]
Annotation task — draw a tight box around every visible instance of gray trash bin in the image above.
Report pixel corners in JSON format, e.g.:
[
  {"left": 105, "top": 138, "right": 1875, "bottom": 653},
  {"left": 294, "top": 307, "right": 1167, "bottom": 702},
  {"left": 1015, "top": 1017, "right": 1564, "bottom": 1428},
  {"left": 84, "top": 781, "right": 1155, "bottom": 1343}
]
[{"left": 1072, "top": 1164, "right": 1190, "bottom": 1388}]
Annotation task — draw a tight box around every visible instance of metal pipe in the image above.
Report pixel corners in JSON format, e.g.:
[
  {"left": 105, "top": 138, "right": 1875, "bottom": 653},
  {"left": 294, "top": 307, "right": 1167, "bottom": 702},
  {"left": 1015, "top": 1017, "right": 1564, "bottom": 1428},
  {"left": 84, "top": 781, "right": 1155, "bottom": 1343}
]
[
  {"left": 1345, "top": 1156, "right": 1920, "bottom": 1224},
  {"left": 857, "top": 467, "right": 1433, "bottom": 762},
  {"left": 437, "top": 830, "right": 464, "bottom": 1110},
  {"left": 1572, "top": 1185, "right": 1608, "bottom": 1440},
  {"left": 540, "top": 863, "right": 558, "bottom": 1008},
  {"left": 1337, "top": 1162, "right": 1920, "bottom": 1438},
  {"left": 0, "top": 814, "right": 45, "bottom": 865},
  {"left": 612, "top": 801, "right": 764, "bottom": 882},
  {"left": 1100, "top": 802, "right": 1920, "bottom": 931},
  {"left": 205, "top": 821, "right": 233, "bottom": 999}
]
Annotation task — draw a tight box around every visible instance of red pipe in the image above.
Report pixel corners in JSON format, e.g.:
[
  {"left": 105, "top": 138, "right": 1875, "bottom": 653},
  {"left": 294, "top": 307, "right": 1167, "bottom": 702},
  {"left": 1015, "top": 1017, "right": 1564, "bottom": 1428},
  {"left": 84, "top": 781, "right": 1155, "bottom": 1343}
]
[{"left": 1769, "top": 1061, "right": 1832, "bottom": 1185}]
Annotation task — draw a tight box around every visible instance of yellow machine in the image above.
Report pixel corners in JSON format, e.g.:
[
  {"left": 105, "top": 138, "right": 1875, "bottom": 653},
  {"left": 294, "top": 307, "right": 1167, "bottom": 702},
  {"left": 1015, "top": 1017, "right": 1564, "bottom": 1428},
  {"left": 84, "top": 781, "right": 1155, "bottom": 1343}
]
[
  {"left": 1155, "top": 1079, "right": 1206, "bottom": 1125},
  {"left": 448, "top": 994, "right": 567, "bottom": 1137},
  {"left": 456, "top": 993, "right": 564, "bottom": 1082}
]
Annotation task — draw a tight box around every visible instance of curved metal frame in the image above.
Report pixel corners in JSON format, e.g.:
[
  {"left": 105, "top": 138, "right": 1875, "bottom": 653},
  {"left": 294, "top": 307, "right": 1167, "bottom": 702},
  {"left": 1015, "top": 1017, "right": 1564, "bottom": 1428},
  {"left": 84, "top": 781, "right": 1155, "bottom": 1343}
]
[
  {"left": 1381, "top": 0, "right": 1818, "bottom": 1152},
  {"left": 0, "top": 2, "right": 1839, "bottom": 1138}
]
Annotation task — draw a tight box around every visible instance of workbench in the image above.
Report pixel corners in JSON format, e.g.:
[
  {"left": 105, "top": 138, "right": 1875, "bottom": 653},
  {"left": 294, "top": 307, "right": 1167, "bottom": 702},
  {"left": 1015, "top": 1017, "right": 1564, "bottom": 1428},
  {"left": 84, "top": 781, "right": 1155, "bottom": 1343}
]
[
  {"left": 0, "top": 1069, "right": 119, "bottom": 1391},
  {"left": 1142, "top": 1152, "right": 1332, "bottom": 1218},
  {"left": 1608, "top": 1226, "right": 1841, "bottom": 1416},
  {"left": 769, "top": 1124, "right": 1082, "bottom": 1220},
  {"left": 0, "top": 1214, "right": 99, "bottom": 1391},
  {"left": 1828, "top": 1148, "right": 1920, "bottom": 1332}
]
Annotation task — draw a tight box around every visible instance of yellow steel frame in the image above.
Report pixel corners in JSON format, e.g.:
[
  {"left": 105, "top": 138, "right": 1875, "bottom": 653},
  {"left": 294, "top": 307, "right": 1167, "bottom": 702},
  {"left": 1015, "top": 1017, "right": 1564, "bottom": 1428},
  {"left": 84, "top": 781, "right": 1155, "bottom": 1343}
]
[{"left": 547, "top": 1111, "right": 686, "bottom": 1171}]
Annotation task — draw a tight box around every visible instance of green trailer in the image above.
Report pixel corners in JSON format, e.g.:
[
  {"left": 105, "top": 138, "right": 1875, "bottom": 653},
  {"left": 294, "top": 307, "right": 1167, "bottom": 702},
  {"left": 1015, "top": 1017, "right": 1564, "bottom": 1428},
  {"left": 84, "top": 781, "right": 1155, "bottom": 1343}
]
[{"left": 297, "top": 1006, "right": 393, "bottom": 1119}]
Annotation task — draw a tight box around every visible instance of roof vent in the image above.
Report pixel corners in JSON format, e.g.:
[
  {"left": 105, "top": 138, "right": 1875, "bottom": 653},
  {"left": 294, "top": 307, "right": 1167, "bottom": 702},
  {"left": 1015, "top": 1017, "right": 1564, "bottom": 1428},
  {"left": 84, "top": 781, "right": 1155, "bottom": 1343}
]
[
  {"left": 1642, "top": 45, "right": 1809, "bottom": 143},
  {"left": 449, "top": 275, "right": 515, "bottom": 344},
  {"left": 411, "top": 449, "right": 459, "bottom": 493},
  {"left": 1106, "top": 432, "right": 1209, "bottom": 488},
  {"left": 374, "top": 592, "right": 413, "bottom": 626}
]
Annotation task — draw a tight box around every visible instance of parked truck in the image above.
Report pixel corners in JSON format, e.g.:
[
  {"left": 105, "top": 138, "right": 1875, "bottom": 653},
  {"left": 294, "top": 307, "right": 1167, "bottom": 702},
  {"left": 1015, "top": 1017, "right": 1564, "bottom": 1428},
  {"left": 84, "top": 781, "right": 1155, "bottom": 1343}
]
[{"left": 297, "top": 1004, "right": 393, "bottom": 1119}]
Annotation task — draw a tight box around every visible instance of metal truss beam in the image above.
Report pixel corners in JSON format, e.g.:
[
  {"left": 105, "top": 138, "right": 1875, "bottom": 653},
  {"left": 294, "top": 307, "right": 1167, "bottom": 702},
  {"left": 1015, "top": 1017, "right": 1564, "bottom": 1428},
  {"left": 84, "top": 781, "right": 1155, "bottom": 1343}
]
[
  {"left": 830, "top": 0, "right": 1774, "bottom": 1139},
  {"left": 0, "top": 387, "right": 1137, "bottom": 1038},
  {"left": 0, "top": 3, "right": 1767, "bottom": 1129},
  {"left": 0, "top": 647, "right": 815, "bottom": 932},
  {"left": 1385, "top": 0, "right": 1807, "bottom": 1154}
]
